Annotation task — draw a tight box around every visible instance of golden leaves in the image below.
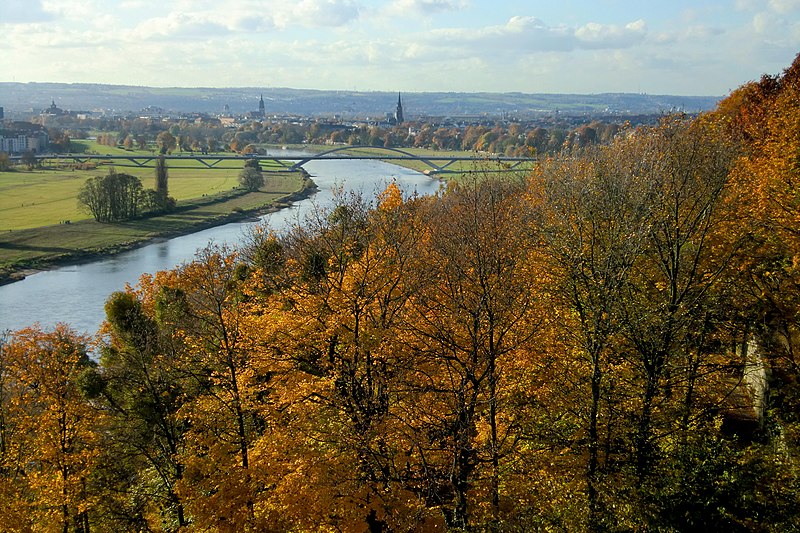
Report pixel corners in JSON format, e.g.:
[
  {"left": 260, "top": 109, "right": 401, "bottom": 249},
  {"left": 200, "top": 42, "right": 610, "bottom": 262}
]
[{"left": 1, "top": 324, "right": 100, "bottom": 529}]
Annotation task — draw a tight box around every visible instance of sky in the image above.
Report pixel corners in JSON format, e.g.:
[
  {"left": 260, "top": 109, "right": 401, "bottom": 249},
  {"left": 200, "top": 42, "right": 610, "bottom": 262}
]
[{"left": 1, "top": 0, "right": 798, "bottom": 96}]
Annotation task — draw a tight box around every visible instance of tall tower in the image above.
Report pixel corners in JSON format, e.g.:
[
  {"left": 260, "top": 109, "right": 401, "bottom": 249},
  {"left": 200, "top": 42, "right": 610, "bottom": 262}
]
[
  {"left": 395, "top": 92, "right": 404, "bottom": 124},
  {"left": 259, "top": 94, "right": 265, "bottom": 117}
]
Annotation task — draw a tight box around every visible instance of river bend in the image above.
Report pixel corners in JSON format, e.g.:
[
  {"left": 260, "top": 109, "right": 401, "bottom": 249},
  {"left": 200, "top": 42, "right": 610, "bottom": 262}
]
[{"left": 0, "top": 153, "right": 440, "bottom": 335}]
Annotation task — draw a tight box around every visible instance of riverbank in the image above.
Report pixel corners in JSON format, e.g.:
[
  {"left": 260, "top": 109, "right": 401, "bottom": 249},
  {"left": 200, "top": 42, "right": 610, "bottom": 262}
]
[{"left": 0, "top": 173, "right": 317, "bottom": 286}]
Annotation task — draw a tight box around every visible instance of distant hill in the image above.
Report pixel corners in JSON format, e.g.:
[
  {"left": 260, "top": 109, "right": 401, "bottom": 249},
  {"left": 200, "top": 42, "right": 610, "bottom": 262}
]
[{"left": 0, "top": 82, "right": 721, "bottom": 118}]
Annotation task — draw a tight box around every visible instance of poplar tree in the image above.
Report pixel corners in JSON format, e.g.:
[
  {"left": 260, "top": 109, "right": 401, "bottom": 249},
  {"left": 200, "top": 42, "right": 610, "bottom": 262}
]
[{"left": 155, "top": 155, "right": 169, "bottom": 210}]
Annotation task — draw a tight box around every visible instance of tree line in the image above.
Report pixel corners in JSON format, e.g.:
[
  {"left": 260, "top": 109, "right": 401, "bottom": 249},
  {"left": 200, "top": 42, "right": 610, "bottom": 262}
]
[
  {"left": 2, "top": 55, "right": 800, "bottom": 531},
  {"left": 34, "top": 112, "right": 636, "bottom": 159}
]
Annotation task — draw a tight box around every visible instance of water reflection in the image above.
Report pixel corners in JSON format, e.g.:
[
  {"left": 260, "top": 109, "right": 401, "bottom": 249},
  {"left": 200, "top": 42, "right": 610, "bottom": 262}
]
[{"left": 156, "top": 241, "right": 169, "bottom": 260}]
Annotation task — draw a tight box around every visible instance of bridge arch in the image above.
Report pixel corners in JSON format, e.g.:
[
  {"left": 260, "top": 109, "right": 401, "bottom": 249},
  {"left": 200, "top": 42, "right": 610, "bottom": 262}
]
[
  {"left": 290, "top": 145, "right": 475, "bottom": 174},
  {"left": 312, "top": 145, "right": 422, "bottom": 159}
]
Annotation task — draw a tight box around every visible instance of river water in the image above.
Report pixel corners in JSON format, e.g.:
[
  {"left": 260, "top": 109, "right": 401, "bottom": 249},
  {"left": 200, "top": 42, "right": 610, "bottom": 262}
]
[{"left": 0, "top": 153, "right": 441, "bottom": 335}]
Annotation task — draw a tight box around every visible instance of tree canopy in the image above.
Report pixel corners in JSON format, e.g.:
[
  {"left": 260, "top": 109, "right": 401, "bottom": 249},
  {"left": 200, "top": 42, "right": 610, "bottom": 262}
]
[
  {"left": 77, "top": 169, "right": 145, "bottom": 222},
  {"left": 238, "top": 159, "right": 264, "bottom": 191}
]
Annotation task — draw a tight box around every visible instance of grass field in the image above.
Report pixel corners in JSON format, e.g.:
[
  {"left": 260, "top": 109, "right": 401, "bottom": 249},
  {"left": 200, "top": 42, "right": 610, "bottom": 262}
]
[
  {"left": 0, "top": 140, "right": 294, "bottom": 231},
  {"left": 0, "top": 141, "right": 311, "bottom": 281},
  {"left": 0, "top": 172, "right": 310, "bottom": 281}
]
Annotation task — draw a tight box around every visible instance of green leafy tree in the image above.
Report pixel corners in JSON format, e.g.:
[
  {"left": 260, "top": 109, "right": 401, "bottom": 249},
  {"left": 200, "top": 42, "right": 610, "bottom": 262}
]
[
  {"left": 77, "top": 169, "right": 145, "bottom": 222},
  {"left": 155, "top": 155, "right": 171, "bottom": 210},
  {"left": 21, "top": 150, "right": 38, "bottom": 170},
  {"left": 87, "top": 286, "right": 190, "bottom": 530},
  {"left": 239, "top": 159, "right": 264, "bottom": 191}
]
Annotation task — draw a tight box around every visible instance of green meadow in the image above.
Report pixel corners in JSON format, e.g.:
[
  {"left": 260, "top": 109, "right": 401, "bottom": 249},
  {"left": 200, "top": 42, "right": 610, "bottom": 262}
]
[
  {"left": 1, "top": 140, "right": 291, "bottom": 231},
  {"left": 0, "top": 141, "right": 310, "bottom": 281}
]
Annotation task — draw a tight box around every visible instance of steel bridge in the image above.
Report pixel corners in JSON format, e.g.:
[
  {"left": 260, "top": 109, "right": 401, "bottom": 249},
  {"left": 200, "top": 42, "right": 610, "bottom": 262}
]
[{"left": 13, "top": 146, "right": 536, "bottom": 175}]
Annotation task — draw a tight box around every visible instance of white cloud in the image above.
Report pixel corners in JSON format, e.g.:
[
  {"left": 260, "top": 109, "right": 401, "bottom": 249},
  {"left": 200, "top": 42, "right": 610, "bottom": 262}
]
[
  {"left": 652, "top": 23, "right": 723, "bottom": 45},
  {"left": 430, "top": 17, "right": 573, "bottom": 52},
  {"left": 229, "top": 15, "right": 276, "bottom": 32},
  {"left": 768, "top": 0, "right": 800, "bottom": 13},
  {"left": 119, "top": 0, "right": 150, "bottom": 8},
  {"left": 389, "top": 0, "right": 469, "bottom": 15},
  {"left": 753, "top": 11, "right": 775, "bottom": 33},
  {"left": 41, "top": 0, "right": 104, "bottom": 20},
  {"left": 737, "top": 0, "right": 800, "bottom": 12},
  {"left": 427, "top": 16, "right": 649, "bottom": 56},
  {"left": 275, "top": 0, "right": 361, "bottom": 28},
  {"left": 575, "top": 19, "right": 647, "bottom": 49},
  {"left": 131, "top": 12, "right": 232, "bottom": 40},
  {"left": 751, "top": 8, "right": 800, "bottom": 45}
]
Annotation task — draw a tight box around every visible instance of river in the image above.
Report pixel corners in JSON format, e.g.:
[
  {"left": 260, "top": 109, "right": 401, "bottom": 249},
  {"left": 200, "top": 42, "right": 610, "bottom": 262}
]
[{"left": 0, "top": 152, "right": 441, "bottom": 335}]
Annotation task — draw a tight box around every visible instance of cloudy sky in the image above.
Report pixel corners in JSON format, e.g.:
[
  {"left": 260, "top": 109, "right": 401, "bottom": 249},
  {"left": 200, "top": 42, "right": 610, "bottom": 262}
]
[{"left": 1, "top": 0, "right": 798, "bottom": 95}]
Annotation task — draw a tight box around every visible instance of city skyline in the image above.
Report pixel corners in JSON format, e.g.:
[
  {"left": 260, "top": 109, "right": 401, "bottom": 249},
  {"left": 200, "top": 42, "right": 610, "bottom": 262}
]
[{"left": 1, "top": 0, "right": 798, "bottom": 96}]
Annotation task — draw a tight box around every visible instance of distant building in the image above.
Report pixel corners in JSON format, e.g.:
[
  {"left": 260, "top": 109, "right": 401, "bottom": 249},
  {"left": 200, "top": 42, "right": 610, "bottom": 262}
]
[
  {"left": 0, "top": 124, "right": 49, "bottom": 153},
  {"left": 247, "top": 95, "right": 266, "bottom": 119},
  {"left": 395, "top": 93, "right": 404, "bottom": 124},
  {"left": 0, "top": 107, "right": 4, "bottom": 121},
  {"left": 42, "top": 99, "right": 65, "bottom": 116}
]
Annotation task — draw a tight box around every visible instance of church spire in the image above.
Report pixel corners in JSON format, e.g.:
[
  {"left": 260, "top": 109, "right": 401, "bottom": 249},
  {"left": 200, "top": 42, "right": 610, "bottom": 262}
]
[
  {"left": 259, "top": 94, "right": 265, "bottom": 116},
  {"left": 395, "top": 92, "right": 404, "bottom": 124}
]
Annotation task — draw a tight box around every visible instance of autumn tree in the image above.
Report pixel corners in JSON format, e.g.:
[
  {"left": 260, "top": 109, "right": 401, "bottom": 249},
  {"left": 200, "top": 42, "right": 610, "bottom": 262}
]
[
  {"left": 0, "top": 331, "right": 28, "bottom": 530},
  {"left": 256, "top": 188, "right": 410, "bottom": 526},
  {"left": 156, "top": 131, "right": 177, "bottom": 154},
  {"left": 532, "top": 113, "right": 753, "bottom": 527},
  {"left": 392, "top": 175, "right": 546, "bottom": 529},
  {"left": 160, "top": 246, "right": 265, "bottom": 530},
  {"left": 1, "top": 325, "right": 99, "bottom": 532},
  {"left": 724, "top": 55, "right": 800, "bottom": 380},
  {"left": 236, "top": 185, "right": 454, "bottom": 529},
  {"left": 611, "top": 117, "right": 743, "bottom": 488},
  {"left": 534, "top": 147, "right": 654, "bottom": 529},
  {"left": 718, "top": 54, "right": 800, "bottom": 512},
  {"left": 122, "top": 134, "right": 134, "bottom": 150}
]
